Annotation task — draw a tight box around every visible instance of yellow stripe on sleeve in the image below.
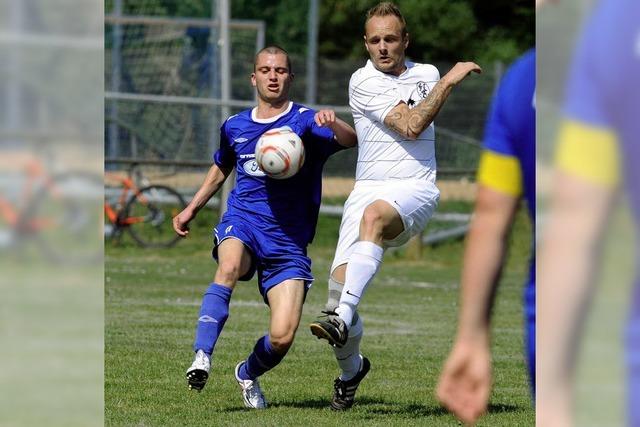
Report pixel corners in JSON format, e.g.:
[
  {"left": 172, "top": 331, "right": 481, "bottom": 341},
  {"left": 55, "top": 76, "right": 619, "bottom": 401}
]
[
  {"left": 477, "top": 150, "right": 522, "bottom": 196},
  {"left": 555, "top": 120, "right": 620, "bottom": 187}
]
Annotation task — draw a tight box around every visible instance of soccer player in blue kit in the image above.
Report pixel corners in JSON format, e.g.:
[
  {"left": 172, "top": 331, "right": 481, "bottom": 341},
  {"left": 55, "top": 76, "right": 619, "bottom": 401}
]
[
  {"left": 172, "top": 45, "right": 357, "bottom": 409},
  {"left": 538, "top": 1, "right": 640, "bottom": 425},
  {"left": 436, "top": 48, "right": 535, "bottom": 424}
]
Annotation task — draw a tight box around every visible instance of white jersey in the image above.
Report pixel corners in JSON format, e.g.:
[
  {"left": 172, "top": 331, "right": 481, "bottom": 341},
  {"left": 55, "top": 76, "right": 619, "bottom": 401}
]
[{"left": 349, "top": 60, "right": 440, "bottom": 182}]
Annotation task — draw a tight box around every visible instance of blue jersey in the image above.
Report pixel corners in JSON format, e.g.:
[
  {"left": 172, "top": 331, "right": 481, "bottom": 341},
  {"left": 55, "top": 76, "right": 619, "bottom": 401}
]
[
  {"left": 214, "top": 101, "right": 344, "bottom": 248},
  {"left": 481, "top": 49, "right": 536, "bottom": 221},
  {"left": 480, "top": 49, "right": 536, "bottom": 284},
  {"left": 562, "top": 0, "right": 640, "bottom": 219}
]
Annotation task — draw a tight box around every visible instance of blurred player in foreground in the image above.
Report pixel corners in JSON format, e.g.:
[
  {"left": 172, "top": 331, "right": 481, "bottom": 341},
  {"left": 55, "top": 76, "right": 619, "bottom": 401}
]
[
  {"left": 173, "top": 46, "right": 356, "bottom": 409},
  {"left": 538, "top": 1, "right": 639, "bottom": 425},
  {"left": 309, "top": 1, "right": 480, "bottom": 410},
  {"left": 436, "top": 46, "right": 535, "bottom": 424}
]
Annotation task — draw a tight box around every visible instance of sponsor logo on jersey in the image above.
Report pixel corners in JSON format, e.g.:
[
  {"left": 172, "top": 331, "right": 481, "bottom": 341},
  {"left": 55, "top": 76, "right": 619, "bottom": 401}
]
[
  {"left": 243, "top": 159, "right": 266, "bottom": 177},
  {"left": 225, "top": 225, "right": 233, "bottom": 234},
  {"left": 234, "top": 137, "right": 248, "bottom": 143}
]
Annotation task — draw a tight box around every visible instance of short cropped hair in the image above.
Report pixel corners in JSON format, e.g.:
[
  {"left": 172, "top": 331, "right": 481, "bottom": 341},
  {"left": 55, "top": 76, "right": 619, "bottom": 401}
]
[
  {"left": 254, "top": 45, "right": 292, "bottom": 74},
  {"left": 365, "top": 2, "right": 407, "bottom": 38}
]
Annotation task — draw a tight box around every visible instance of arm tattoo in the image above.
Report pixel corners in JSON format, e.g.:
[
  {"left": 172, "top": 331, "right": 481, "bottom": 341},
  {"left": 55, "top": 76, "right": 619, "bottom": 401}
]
[
  {"left": 407, "top": 81, "right": 453, "bottom": 136},
  {"left": 385, "top": 79, "right": 453, "bottom": 139},
  {"left": 386, "top": 110, "right": 407, "bottom": 136}
]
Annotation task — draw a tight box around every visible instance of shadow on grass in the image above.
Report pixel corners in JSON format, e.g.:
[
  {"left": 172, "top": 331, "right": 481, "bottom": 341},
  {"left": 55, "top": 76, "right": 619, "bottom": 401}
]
[{"left": 220, "top": 396, "right": 523, "bottom": 418}]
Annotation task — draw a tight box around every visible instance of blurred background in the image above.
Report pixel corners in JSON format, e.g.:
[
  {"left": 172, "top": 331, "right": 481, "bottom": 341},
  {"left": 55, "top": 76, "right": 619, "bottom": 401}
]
[
  {"left": 0, "top": 0, "right": 103, "bottom": 426},
  {"left": 104, "top": 0, "right": 533, "bottom": 198},
  {"left": 538, "top": 1, "right": 637, "bottom": 426}
]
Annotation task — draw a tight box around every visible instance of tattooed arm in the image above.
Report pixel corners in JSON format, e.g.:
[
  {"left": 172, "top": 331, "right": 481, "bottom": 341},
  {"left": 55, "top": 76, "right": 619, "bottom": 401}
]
[{"left": 384, "top": 62, "right": 482, "bottom": 140}]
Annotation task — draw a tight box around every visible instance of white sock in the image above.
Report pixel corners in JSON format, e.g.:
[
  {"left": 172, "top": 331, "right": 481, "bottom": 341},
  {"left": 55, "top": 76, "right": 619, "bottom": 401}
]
[
  {"left": 335, "top": 241, "right": 383, "bottom": 327},
  {"left": 333, "top": 312, "right": 363, "bottom": 381}
]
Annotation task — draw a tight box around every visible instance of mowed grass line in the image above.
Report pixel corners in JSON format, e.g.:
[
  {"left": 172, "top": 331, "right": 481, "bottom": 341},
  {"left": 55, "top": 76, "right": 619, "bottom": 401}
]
[{"left": 105, "top": 202, "right": 534, "bottom": 426}]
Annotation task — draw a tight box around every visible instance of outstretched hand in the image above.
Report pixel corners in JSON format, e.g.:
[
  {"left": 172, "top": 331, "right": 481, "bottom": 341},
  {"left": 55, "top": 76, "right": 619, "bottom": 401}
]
[
  {"left": 436, "top": 337, "right": 492, "bottom": 425},
  {"left": 442, "top": 62, "right": 482, "bottom": 87}
]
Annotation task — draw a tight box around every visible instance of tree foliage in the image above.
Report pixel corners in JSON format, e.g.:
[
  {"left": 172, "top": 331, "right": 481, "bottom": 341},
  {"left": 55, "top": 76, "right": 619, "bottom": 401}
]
[
  {"left": 316, "top": 0, "right": 534, "bottom": 64},
  {"left": 106, "top": 0, "right": 534, "bottom": 65}
]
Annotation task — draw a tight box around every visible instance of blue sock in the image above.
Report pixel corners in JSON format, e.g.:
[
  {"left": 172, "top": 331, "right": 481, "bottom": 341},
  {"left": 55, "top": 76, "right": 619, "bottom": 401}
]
[
  {"left": 238, "top": 335, "right": 285, "bottom": 380},
  {"left": 193, "top": 283, "right": 232, "bottom": 355}
]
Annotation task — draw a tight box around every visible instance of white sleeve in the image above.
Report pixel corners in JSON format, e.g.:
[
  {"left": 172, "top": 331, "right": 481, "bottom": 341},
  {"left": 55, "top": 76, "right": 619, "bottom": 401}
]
[{"left": 349, "top": 74, "right": 402, "bottom": 124}]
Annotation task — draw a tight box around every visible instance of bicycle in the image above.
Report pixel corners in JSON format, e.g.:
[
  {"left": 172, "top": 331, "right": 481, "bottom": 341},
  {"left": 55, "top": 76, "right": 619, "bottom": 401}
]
[
  {"left": 104, "top": 170, "right": 186, "bottom": 248},
  {"left": 0, "top": 154, "right": 103, "bottom": 264}
]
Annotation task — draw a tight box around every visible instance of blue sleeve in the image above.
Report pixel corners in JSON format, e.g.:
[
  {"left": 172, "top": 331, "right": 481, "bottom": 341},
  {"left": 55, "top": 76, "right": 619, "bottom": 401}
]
[
  {"left": 562, "top": 0, "right": 616, "bottom": 128},
  {"left": 483, "top": 79, "right": 515, "bottom": 157},
  {"left": 213, "top": 122, "right": 236, "bottom": 168},
  {"left": 302, "top": 111, "right": 343, "bottom": 159},
  {"left": 483, "top": 50, "right": 535, "bottom": 158}
]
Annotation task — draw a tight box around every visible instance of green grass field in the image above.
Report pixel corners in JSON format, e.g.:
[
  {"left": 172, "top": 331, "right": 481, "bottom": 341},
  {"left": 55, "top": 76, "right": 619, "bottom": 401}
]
[{"left": 105, "top": 200, "right": 534, "bottom": 426}]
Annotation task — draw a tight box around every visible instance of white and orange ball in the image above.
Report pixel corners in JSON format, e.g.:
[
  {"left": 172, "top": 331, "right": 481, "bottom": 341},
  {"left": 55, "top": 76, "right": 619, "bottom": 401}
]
[{"left": 255, "top": 128, "right": 305, "bottom": 179}]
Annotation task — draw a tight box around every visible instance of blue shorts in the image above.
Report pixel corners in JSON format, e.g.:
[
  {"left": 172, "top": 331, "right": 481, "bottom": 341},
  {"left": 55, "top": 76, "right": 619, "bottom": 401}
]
[{"left": 212, "top": 214, "right": 313, "bottom": 304}]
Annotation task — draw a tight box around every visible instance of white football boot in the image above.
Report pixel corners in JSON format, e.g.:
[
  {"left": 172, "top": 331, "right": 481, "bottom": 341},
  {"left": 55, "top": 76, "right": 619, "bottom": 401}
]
[
  {"left": 234, "top": 361, "right": 267, "bottom": 409},
  {"left": 186, "top": 349, "right": 210, "bottom": 391}
]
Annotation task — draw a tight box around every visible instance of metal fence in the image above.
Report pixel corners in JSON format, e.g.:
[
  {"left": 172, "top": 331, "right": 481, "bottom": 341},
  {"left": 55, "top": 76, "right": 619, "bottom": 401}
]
[{"left": 105, "top": 13, "right": 501, "bottom": 180}]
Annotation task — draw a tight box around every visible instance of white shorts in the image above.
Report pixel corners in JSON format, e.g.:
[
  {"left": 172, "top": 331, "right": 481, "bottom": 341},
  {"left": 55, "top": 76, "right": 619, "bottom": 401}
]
[{"left": 330, "top": 179, "right": 440, "bottom": 273}]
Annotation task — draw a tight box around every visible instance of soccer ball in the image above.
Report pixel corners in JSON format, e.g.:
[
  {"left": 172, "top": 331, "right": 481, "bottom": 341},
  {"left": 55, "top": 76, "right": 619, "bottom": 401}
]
[{"left": 255, "top": 127, "right": 305, "bottom": 179}]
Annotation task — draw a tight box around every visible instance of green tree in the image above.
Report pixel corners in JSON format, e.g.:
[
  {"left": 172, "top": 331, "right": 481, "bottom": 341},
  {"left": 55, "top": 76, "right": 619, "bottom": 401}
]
[
  {"left": 105, "top": 0, "right": 534, "bottom": 65},
  {"left": 317, "top": 0, "right": 533, "bottom": 64}
]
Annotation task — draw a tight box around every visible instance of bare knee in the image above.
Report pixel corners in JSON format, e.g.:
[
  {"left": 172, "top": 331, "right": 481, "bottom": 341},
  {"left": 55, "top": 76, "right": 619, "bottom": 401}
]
[
  {"left": 214, "top": 261, "right": 242, "bottom": 285},
  {"left": 269, "top": 330, "right": 295, "bottom": 354},
  {"left": 360, "top": 205, "right": 385, "bottom": 240}
]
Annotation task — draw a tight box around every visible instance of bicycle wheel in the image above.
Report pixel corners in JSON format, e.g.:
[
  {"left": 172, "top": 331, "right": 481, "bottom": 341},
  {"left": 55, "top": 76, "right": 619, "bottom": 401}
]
[
  {"left": 25, "top": 171, "right": 104, "bottom": 264},
  {"left": 124, "top": 184, "right": 186, "bottom": 248}
]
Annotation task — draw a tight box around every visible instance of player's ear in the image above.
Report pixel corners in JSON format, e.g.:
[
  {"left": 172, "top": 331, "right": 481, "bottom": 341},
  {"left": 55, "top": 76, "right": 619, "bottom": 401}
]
[
  {"left": 289, "top": 72, "right": 294, "bottom": 81},
  {"left": 250, "top": 72, "right": 257, "bottom": 87},
  {"left": 404, "top": 33, "right": 409, "bottom": 49},
  {"left": 363, "top": 35, "right": 370, "bottom": 54}
]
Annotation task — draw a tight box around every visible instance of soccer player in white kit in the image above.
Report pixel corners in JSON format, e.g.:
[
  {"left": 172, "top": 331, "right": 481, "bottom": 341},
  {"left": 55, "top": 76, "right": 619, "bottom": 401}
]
[{"left": 309, "top": 1, "right": 481, "bottom": 410}]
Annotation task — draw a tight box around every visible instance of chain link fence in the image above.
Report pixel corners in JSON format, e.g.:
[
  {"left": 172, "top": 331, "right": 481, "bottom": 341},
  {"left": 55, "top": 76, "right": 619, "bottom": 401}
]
[{"left": 105, "top": 13, "right": 501, "bottom": 184}]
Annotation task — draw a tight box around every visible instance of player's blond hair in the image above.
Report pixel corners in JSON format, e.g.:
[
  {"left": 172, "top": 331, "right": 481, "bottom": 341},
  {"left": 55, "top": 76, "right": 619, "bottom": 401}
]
[{"left": 365, "top": 2, "right": 407, "bottom": 38}]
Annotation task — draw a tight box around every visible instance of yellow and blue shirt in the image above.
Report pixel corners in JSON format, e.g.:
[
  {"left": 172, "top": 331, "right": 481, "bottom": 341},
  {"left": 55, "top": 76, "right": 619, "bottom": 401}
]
[{"left": 556, "top": 2, "right": 639, "bottom": 422}]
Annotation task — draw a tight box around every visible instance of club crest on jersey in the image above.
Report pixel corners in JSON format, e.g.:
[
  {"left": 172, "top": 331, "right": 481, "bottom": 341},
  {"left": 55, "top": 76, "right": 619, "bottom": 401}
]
[
  {"left": 416, "top": 81, "right": 430, "bottom": 98},
  {"left": 243, "top": 159, "right": 266, "bottom": 177}
]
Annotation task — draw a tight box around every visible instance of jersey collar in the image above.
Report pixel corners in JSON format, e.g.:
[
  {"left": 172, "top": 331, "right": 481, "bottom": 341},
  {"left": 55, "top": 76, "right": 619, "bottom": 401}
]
[
  {"left": 251, "top": 101, "right": 293, "bottom": 123},
  {"left": 366, "top": 59, "right": 414, "bottom": 78}
]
